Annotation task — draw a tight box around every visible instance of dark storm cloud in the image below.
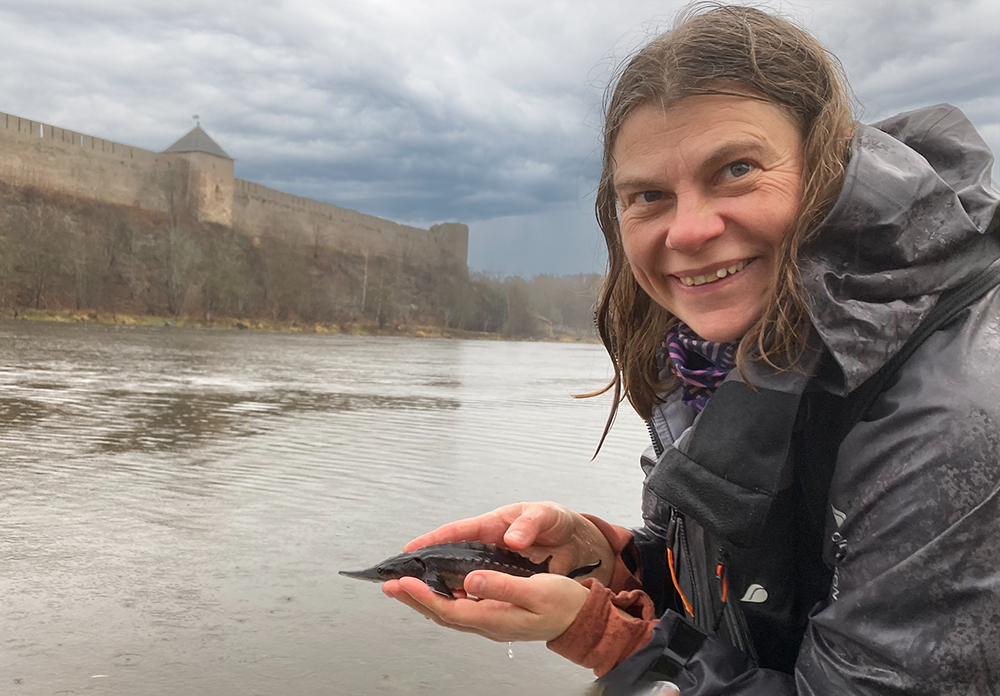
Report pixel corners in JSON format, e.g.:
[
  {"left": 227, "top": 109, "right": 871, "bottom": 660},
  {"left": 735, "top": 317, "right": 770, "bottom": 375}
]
[
  {"left": 0, "top": 0, "right": 996, "bottom": 275},
  {"left": 807, "top": 0, "right": 999, "bottom": 119}
]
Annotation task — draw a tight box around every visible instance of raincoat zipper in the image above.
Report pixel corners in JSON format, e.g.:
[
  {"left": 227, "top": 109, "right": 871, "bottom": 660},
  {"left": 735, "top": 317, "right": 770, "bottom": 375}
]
[{"left": 646, "top": 418, "right": 665, "bottom": 457}]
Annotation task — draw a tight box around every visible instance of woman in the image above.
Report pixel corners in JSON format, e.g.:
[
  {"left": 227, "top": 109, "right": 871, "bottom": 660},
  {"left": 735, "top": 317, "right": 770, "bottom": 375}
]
[{"left": 383, "top": 5, "right": 1000, "bottom": 694}]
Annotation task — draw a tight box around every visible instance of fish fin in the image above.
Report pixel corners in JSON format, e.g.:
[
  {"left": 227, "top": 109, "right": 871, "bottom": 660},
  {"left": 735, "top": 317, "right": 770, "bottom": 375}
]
[
  {"left": 424, "top": 572, "right": 455, "bottom": 599},
  {"left": 567, "top": 559, "right": 602, "bottom": 579}
]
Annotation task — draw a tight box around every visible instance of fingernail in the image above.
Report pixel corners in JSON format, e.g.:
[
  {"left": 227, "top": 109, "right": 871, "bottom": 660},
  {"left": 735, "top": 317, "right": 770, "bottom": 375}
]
[{"left": 466, "top": 574, "right": 485, "bottom": 595}]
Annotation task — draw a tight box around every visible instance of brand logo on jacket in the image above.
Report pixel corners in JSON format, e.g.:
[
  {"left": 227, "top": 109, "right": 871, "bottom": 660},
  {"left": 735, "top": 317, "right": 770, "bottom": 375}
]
[
  {"left": 830, "top": 505, "right": 848, "bottom": 602},
  {"left": 740, "top": 584, "right": 769, "bottom": 603}
]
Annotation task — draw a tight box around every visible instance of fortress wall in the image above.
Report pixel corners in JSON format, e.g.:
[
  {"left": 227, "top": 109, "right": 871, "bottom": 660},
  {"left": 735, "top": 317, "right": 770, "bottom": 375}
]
[
  {"left": 232, "top": 179, "right": 467, "bottom": 270},
  {"left": 0, "top": 110, "right": 170, "bottom": 213},
  {"left": 0, "top": 109, "right": 468, "bottom": 273}
]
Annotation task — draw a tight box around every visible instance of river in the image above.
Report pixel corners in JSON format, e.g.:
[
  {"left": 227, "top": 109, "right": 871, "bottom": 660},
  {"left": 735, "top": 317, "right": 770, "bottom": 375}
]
[{"left": 0, "top": 320, "right": 651, "bottom": 695}]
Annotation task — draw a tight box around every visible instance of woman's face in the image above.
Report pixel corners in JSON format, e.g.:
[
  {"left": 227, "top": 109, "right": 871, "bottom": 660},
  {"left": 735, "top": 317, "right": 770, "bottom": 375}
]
[{"left": 612, "top": 94, "right": 804, "bottom": 342}]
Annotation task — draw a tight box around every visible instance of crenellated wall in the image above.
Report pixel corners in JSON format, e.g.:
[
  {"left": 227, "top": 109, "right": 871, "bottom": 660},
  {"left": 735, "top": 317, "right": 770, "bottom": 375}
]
[
  {"left": 0, "top": 109, "right": 468, "bottom": 273},
  {"left": 232, "top": 179, "right": 467, "bottom": 271},
  {"left": 0, "top": 110, "right": 173, "bottom": 212}
]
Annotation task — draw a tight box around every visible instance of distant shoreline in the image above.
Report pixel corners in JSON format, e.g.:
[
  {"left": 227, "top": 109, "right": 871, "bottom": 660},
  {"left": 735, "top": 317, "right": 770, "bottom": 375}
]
[{"left": 3, "top": 308, "right": 599, "bottom": 343}]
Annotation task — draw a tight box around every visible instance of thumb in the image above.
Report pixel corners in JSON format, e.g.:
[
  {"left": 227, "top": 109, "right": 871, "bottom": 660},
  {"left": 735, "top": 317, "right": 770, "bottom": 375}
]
[
  {"left": 503, "top": 516, "right": 540, "bottom": 549},
  {"left": 464, "top": 570, "right": 533, "bottom": 606},
  {"left": 504, "top": 502, "right": 565, "bottom": 549}
]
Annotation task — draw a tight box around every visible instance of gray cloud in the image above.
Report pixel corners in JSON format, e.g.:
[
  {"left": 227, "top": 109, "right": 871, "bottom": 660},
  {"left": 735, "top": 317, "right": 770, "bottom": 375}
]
[{"left": 0, "top": 0, "right": 996, "bottom": 276}]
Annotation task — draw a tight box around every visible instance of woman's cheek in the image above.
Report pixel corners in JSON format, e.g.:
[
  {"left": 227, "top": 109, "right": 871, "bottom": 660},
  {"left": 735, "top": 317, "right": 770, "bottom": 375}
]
[
  {"left": 620, "top": 219, "right": 657, "bottom": 272},
  {"left": 619, "top": 216, "right": 642, "bottom": 258}
]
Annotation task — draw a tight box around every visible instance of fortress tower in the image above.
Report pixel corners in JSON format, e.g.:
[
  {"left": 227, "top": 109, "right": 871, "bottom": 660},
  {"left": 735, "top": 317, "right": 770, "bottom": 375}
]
[{"left": 161, "top": 124, "right": 235, "bottom": 227}]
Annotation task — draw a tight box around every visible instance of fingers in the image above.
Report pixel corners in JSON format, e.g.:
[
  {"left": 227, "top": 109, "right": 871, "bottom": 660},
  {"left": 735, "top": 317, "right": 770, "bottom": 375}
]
[
  {"left": 403, "top": 503, "right": 528, "bottom": 553},
  {"left": 403, "top": 501, "right": 572, "bottom": 553},
  {"left": 463, "top": 571, "right": 590, "bottom": 639},
  {"left": 383, "top": 571, "right": 590, "bottom": 643},
  {"left": 465, "top": 570, "right": 574, "bottom": 615},
  {"left": 381, "top": 579, "right": 482, "bottom": 635}
]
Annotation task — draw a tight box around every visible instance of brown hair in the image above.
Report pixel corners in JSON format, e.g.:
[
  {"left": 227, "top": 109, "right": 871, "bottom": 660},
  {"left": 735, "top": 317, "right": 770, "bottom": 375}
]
[{"left": 591, "top": 3, "right": 855, "bottom": 442}]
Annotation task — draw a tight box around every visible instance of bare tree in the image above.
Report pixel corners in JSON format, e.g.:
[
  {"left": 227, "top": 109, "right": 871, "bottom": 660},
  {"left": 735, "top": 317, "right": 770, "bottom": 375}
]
[
  {"left": 8, "top": 199, "right": 68, "bottom": 309},
  {"left": 359, "top": 245, "right": 371, "bottom": 313},
  {"left": 201, "top": 227, "right": 252, "bottom": 318},
  {"left": 155, "top": 226, "right": 201, "bottom": 315}
]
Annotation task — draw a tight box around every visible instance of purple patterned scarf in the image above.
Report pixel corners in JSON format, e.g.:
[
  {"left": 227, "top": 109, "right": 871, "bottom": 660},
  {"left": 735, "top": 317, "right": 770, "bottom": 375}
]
[{"left": 658, "top": 322, "right": 738, "bottom": 411}]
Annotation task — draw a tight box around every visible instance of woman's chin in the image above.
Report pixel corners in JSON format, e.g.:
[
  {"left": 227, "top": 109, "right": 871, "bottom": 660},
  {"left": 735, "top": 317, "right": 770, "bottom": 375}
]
[{"left": 681, "top": 312, "right": 760, "bottom": 343}]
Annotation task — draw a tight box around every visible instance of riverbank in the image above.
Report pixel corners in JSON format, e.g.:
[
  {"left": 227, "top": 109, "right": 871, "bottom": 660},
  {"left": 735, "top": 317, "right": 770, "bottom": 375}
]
[{"left": 4, "top": 308, "right": 597, "bottom": 343}]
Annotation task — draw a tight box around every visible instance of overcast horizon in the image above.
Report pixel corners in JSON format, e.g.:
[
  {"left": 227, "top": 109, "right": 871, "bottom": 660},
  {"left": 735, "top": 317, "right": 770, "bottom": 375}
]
[{"left": 1, "top": 0, "right": 997, "bottom": 277}]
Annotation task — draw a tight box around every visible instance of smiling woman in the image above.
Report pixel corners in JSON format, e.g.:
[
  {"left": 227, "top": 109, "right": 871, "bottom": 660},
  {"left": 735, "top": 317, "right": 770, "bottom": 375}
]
[{"left": 383, "top": 4, "right": 1000, "bottom": 695}]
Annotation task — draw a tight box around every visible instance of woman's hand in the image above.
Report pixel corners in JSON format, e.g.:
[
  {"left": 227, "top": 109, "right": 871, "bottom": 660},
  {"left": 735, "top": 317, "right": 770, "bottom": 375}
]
[
  {"left": 382, "top": 569, "right": 591, "bottom": 642},
  {"left": 382, "top": 501, "right": 616, "bottom": 642},
  {"left": 402, "top": 501, "right": 616, "bottom": 584}
]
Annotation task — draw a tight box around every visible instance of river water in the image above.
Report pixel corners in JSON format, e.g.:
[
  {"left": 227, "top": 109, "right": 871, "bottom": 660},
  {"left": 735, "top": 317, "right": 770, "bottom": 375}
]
[{"left": 0, "top": 320, "right": 651, "bottom": 696}]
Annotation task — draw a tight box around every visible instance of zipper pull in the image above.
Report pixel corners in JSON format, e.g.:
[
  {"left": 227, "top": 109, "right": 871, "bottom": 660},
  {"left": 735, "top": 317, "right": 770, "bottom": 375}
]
[
  {"left": 711, "top": 548, "right": 731, "bottom": 633},
  {"left": 665, "top": 510, "right": 694, "bottom": 618},
  {"left": 665, "top": 508, "right": 678, "bottom": 546},
  {"left": 716, "top": 548, "right": 729, "bottom": 604}
]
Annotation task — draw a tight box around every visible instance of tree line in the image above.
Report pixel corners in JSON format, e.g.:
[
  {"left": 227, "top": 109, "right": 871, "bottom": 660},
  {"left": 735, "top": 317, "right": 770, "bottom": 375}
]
[{"left": 0, "top": 183, "right": 601, "bottom": 339}]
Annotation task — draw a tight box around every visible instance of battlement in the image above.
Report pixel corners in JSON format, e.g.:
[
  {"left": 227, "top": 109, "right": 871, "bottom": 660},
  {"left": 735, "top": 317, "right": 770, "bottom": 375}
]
[
  {"left": 235, "top": 178, "right": 426, "bottom": 234},
  {"left": 0, "top": 110, "right": 172, "bottom": 212},
  {"left": 0, "top": 109, "right": 468, "bottom": 272},
  {"left": 232, "top": 178, "right": 467, "bottom": 270},
  {"left": 236, "top": 178, "right": 364, "bottom": 217},
  {"left": 0, "top": 110, "right": 155, "bottom": 163}
]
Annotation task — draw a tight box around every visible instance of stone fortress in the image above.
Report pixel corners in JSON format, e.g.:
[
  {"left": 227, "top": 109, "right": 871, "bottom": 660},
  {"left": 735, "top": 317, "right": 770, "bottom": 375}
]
[{"left": 0, "top": 110, "right": 468, "bottom": 275}]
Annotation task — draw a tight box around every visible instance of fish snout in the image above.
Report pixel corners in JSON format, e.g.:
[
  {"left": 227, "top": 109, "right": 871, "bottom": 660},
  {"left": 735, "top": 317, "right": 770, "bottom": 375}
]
[{"left": 338, "top": 566, "right": 384, "bottom": 583}]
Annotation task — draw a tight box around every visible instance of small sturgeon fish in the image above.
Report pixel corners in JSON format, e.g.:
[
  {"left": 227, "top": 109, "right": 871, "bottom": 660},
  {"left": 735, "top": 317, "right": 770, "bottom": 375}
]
[{"left": 340, "top": 541, "right": 602, "bottom": 598}]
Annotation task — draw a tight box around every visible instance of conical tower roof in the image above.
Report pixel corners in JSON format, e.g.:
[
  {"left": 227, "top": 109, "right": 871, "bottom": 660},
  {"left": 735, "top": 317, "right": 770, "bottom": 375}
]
[{"left": 162, "top": 124, "right": 231, "bottom": 159}]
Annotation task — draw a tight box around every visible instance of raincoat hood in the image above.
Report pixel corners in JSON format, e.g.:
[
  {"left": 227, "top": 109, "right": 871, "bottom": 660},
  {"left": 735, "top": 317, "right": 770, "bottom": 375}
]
[{"left": 798, "top": 104, "right": 1000, "bottom": 393}]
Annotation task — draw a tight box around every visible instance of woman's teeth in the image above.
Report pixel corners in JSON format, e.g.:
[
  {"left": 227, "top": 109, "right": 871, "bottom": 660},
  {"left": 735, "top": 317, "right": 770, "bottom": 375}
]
[{"left": 678, "top": 260, "right": 747, "bottom": 287}]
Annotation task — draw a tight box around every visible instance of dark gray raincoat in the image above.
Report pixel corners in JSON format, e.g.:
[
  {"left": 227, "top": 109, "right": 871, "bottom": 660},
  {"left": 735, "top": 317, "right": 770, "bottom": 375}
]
[{"left": 599, "top": 104, "right": 1000, "bottom": 695}]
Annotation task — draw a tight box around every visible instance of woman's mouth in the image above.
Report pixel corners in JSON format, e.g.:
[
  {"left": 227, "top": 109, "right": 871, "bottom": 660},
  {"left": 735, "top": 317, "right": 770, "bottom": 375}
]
[{"left": 676, "top": 260, "right": 749, "bottom": 287}]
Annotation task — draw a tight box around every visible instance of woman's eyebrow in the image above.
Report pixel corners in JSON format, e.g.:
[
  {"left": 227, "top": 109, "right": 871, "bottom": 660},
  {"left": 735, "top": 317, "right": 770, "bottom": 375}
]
[
  {"left": 613, "top": 176, "right": 665, "bottom": 194},
  {"left": 701, "top": 139, "right": 770, "bottom": 172}
]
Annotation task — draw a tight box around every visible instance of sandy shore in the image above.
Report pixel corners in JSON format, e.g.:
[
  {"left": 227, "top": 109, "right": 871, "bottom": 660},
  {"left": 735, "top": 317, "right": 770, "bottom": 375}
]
[{"left": 4, "top": 308, "right": 597, "bottom": 343}]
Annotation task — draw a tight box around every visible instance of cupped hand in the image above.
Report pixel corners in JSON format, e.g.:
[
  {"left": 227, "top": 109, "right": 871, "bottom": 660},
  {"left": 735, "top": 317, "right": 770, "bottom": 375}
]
[
  {"left": 382, "top": 567, "right": 591, "bottom": 642},
  {"left": 403, "top": 501, "right": 614, "bottom": 584}
]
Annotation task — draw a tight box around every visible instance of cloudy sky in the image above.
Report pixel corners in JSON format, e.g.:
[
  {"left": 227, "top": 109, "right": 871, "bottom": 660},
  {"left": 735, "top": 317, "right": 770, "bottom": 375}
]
[{"left": 1, "top": 0, "right": 997, "bottom": 276}]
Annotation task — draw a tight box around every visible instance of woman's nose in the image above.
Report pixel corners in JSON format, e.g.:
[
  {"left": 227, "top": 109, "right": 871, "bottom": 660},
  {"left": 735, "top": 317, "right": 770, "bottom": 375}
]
[{"left": 665, "top": 193, "right": 724, "bottom": 253}]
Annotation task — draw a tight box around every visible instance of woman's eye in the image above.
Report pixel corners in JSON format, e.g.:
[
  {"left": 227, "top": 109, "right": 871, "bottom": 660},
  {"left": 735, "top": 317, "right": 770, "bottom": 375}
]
[
  {"left": 726, "top": 162, "right": 753, "bottom": 179},
  {"left": 639, "top": 191, "right": 663, "bottom": 203}
]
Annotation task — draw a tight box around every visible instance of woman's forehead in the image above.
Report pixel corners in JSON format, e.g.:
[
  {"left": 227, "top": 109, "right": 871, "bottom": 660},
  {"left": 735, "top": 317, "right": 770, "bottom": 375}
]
[{"left": 611, "top": 96, "right": 802, "bottom": 181}]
